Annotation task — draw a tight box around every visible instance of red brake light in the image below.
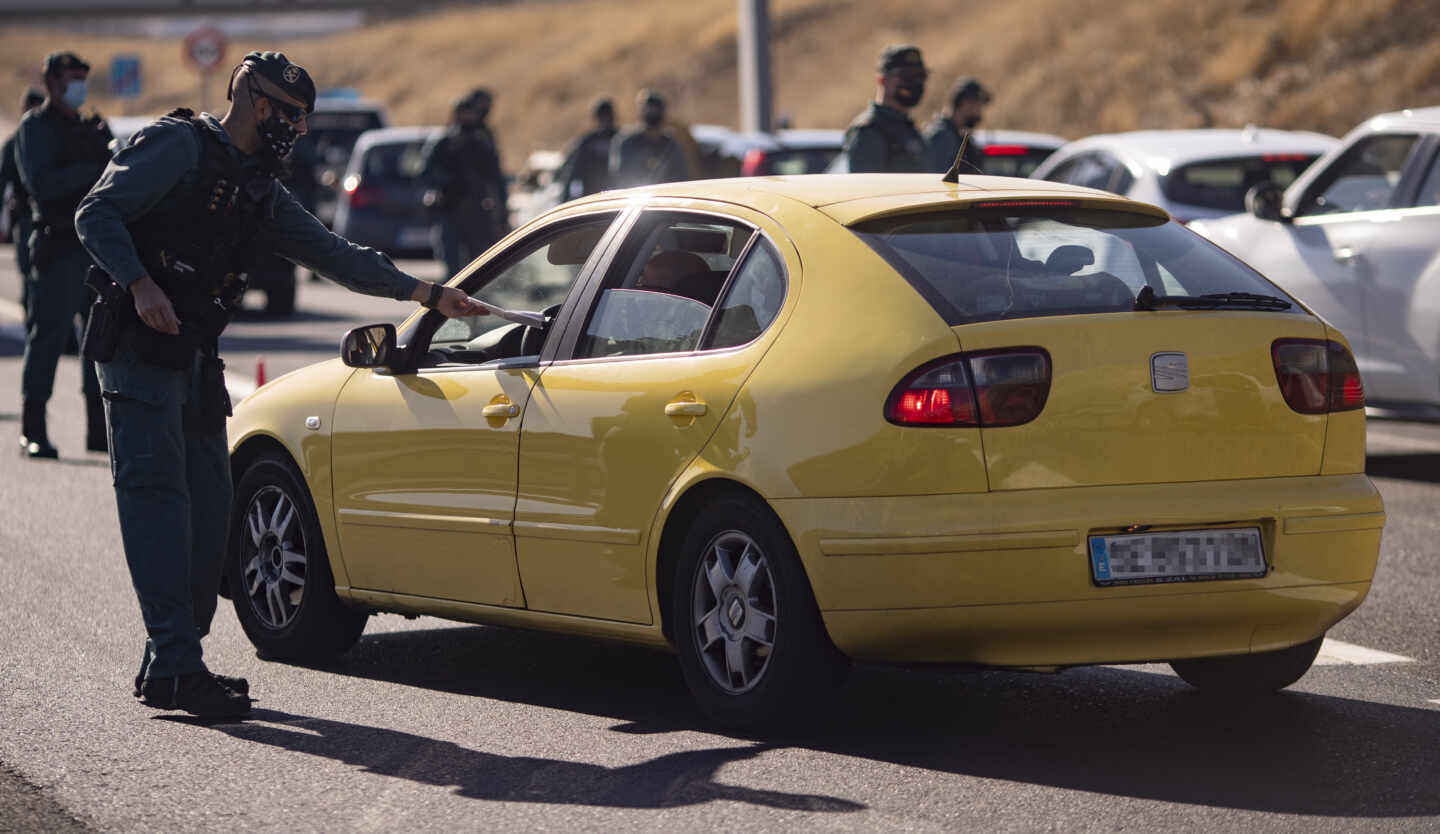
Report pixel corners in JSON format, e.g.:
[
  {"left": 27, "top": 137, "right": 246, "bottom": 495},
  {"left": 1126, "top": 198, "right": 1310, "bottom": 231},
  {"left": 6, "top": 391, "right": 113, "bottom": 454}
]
[
  {"left": 982, "top": 144, "right": 1030, "bottom": 156},
  {"left": 972, "top": 200, "right": 1076, "bottom": 209},
  {"left": 741, "top": 149, "right": 768, "bottom": 177},
  {"left": 1272, "top": 338, "right": 1364, "bottom": 414},
  {"left": 347, "top": 185, "right": 380, "bottom": 209},
  {"left": 886, "top": 349, "right": 1050, "bottom": 427},
  {"left": 1262, "top": 153, "right": 1310, "bottom": 162}
]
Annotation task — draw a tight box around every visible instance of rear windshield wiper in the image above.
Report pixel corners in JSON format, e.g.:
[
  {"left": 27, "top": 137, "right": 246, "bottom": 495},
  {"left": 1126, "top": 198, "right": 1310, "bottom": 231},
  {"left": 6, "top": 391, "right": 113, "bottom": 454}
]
[{"left": 1134, "top": 286, "right": 1292, "bottom": 311}]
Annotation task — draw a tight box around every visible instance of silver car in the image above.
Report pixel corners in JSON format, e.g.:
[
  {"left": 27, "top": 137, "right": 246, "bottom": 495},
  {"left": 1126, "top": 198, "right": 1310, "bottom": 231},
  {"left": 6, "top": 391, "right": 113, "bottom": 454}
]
[{"left": 1191, "top": 108, "right": 1440, "bottom": 417}]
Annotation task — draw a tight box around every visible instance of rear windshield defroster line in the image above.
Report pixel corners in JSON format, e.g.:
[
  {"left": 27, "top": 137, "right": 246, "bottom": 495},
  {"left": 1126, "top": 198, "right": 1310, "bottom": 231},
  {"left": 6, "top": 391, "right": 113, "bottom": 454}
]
[{"left": 852, "top": 205, "right": 1300, "bottom": 326}]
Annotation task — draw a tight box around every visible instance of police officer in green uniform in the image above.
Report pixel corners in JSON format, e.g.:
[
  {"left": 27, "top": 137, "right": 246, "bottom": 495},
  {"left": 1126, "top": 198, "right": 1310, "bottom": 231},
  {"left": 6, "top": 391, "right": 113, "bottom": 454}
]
[
  {"left": 924, "top": 77, "right": 992, "bottom": 174},
  {"left": 15, "top": 53, "right": 112, "bottom": 458},
  {"left": 75, "top": 52, "right": 486, "bottom": 718},
  {"left": 610, "top": 90, "right": 689, "bottom": 189},
  {"left": 419, "top": 88, "right": 509, "bottom": 277},
  {"left": 842, "top": 45, "right": 931, "bottom": 174},
  {"left": 558, "top": 97, "right": 617, "bottom": 200},
  {"left": 2, "top": 88, "right": 45, "bottom": 319}
]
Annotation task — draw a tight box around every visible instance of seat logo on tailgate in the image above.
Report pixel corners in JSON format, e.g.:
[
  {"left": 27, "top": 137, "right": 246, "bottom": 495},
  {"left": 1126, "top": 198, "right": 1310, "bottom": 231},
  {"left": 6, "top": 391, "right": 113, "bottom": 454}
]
[{"left": 1151, "top": 352, "right": 1188, "bottom": 392}]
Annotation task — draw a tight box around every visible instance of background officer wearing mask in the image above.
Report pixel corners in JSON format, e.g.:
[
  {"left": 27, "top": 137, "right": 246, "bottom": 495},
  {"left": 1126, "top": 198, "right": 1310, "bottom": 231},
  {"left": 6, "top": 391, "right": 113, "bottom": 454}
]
[
  {"left": 925, "top": 77, "right": 992, "bottom": 174},
  {"left": 420, "top": 88, "right": 509, "bottom": 277},
  {"left": 610, "top": 89, "right": 689, "bottom": 189},
  {"left": 1, "top": 88, "right": 45, "bottom": 319},
  {"left": 15, "top": 52, "right": 112, "bottom": 458},
  {"left": 842, "top": 45, "right": 930, "bottom": 174},
  {"left": 75, "top": 51, "right": 485, "bottom": 718},
  {"left": 557, "top": 96, "right": 617, "bottom": 200}
]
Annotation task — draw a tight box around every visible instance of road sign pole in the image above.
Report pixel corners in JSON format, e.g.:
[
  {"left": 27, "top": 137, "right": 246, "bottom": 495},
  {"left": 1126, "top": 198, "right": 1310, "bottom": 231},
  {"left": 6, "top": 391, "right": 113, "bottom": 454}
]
[{"left": 737, "top": 0, "right": 773, "bottom": 134}]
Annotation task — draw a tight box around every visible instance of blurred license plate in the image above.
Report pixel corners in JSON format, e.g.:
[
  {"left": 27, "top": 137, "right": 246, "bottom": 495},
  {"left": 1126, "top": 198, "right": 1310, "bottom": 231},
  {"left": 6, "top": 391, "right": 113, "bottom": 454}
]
[
  {"left": 1089, "top": 527, "right": 1265, "bottom": 586},
  {"left": 398, "top": 226, "right": 432, "bottom": 248}
]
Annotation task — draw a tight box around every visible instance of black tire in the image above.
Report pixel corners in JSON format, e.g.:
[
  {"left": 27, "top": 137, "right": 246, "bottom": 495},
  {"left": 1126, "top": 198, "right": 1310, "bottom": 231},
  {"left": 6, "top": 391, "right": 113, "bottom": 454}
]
[
  {"left": 672, "top": 494, "right": 849, "bottom": 728},
  {"left": 229, "top": 453, "right": 368, "bottom": 661},
  {"left": 1170, "top": 635, "right": 1324, "bottom": 695},
  {"left": 264, "top": 279, "right": 297, "bottom": 317}
]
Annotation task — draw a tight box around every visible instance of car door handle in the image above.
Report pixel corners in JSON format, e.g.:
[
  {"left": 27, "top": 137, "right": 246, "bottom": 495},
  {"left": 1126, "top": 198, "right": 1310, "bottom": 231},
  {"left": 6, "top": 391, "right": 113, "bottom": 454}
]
[
  {"left": 664, "top": 401, "right": 708, "bottom": 417},
  {"left": 1334, "top": 246, "right": 1359, "bottom": 263},
  {"left": 482, "top": 403, "right": 519, "bottom": 419}
]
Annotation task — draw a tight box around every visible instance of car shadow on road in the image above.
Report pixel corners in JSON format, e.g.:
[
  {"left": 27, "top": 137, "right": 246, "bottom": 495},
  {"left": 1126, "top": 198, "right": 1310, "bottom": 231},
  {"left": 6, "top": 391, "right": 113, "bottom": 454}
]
[
  {"left": 1366, "top": 452, "right": 1440, "bottom": 485},
  {"left": 273, "top": 623, "right": 1440, "bottom": 819},
  {"left": 160, "top": 708, "right": 863, "bottom": 812}
]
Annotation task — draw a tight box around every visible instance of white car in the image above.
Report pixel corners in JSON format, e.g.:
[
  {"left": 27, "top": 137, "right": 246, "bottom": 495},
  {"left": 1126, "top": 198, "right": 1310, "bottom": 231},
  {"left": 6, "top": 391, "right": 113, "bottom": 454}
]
[
  {"left": 1191, "top": 108, "right": 1440, "bottom": 417},
  {"left": 1031, "top": 128, "right": 1337, "bottom": 223},
  {"left": 826, "top": 128, "right": 1066, "bottom": 177}
]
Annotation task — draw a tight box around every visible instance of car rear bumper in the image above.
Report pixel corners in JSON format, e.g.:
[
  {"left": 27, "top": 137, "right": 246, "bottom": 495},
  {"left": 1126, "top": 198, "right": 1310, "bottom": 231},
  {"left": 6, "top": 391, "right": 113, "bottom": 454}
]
[{"left": 770, "top": 473, "right": 1384, "bottom": 665}]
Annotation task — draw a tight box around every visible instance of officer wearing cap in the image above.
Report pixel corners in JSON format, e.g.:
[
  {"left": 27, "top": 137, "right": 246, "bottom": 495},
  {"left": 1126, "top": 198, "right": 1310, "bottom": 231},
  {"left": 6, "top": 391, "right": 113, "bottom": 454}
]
[
  {"left": 419, "top": 87, "right": 509, "bottom": 277},
  {"left": 610, "top": 89, "right": 690, "bottom": 189},
  {"left": 15, "top": 52, "right": 112, "bottom": 458},
  {"left": 1, "top": 88, "right": 45, "bottom": 318},
  {"left": 842, "top": 45, "right": 930, "bottom": 174},
  {"left": 75, "top": 51, "right": 486, "bottom": 718},
  {"left": 924, "top": 77, "right": 992, "bottom": 174},
  {"left": 557, "top": 97, "right": 618, "bottom": 200}
]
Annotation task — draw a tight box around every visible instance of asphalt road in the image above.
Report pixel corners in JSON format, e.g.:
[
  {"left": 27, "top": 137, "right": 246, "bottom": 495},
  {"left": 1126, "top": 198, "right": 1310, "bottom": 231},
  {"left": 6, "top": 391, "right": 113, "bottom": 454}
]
[{"left": 0, "top": 243, "right": 1437, "bottom": 832}]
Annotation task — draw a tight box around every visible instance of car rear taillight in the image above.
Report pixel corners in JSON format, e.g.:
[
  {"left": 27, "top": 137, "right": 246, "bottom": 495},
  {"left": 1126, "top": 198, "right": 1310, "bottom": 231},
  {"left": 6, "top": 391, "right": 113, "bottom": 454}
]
[
  {"left": 1272, "top": 338, "right": 1364, "bottom": 414},
  {"left": 741, "top": 149, "right": 769, "bottom": 177},
  {"left": 886, "top": 349, "right": 1051, "bottom": 427},
  {"left": 982, "top": 144, "right": 1030, "bottom": 156},
  {"left": 347, "top": 185, "right": 380, "bottom": 209}
]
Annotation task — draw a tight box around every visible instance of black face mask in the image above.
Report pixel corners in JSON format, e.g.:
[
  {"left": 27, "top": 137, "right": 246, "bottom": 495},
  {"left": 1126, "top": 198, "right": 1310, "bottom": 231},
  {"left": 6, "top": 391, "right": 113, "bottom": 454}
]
[
  {"left": 256, "top": 111, "right": 299, "bottom": 175},
  {"left": 894, "top": 83, "right": 924, "bottom": 108},
  {"left": 963, "top": 114, "right": 982, "bottom": 129},
  {"left": 643, "top": 110, "right": 664, "bottom": 128}
]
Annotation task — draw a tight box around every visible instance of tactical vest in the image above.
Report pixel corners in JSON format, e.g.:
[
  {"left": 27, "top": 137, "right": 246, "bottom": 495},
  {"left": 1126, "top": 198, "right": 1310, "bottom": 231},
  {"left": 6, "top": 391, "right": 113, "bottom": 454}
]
[
  {"left": 126, "top": 109, "right": 273, "bottom": 354},
  {"left": 31, "top": 104, "right": 111, "bottom": 243},
  {"left": 845, "top": 106, "right": 929, "bottom": 173}
]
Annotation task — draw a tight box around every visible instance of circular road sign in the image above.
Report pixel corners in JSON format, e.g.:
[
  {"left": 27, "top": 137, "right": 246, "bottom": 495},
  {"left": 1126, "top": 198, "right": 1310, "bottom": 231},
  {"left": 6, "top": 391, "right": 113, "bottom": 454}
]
[{"left": 183, "top": 27, "right": 229, "bottom": 76}]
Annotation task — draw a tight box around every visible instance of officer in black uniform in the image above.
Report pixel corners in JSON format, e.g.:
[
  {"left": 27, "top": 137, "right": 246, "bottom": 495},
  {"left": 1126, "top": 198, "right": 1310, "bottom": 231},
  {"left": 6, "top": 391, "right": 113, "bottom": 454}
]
[
  {"left": 15, "top": 53, "right": 111, "bottom": 457},
  {"left": 419, "top": 88, "right": 509, "bottom": 277},
  {"left": 842, "top": 45, "right": 930, "bottom": 174},
  {"left": 75, "top": 52, "right": 485, "bottom": 718},
  {"left": 2, "top": 88, "right": 45, "bottom": 318},
  {"left": 610, "top": 90, "right": 689, "bottom": 188},
  {"left": 924, "top": 77, "right": 992, "bottom": 174},
  {"left": 557, "top": 97, "right": 617, "bottom": 200}
]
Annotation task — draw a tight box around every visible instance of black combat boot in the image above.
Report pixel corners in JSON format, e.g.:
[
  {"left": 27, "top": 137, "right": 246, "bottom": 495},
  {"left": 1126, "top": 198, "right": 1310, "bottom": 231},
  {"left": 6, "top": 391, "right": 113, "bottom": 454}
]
[
  {"left": 85, "top": 392, "right": 108, "bottom": 453},
  {"left": 19, "top": 399, "right": 57, "bottom": 459},
  {"left": 139, "top": 671, "right": 251, "bottom": 718}
]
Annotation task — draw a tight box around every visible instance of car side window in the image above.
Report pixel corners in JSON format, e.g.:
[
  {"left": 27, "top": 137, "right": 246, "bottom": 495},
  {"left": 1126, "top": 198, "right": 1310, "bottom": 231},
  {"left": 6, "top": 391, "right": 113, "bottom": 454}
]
[
  {"left": 1411, "top": 147, "right": 1440, "bottom": 208},
  {"left": 427, "top": 214, "right": 616, "bottom": 360},
  {"left": 703, "top": 238, "right": 787, "bottom": 350},
  {"left": 574, "top": 213, "right": 755, "bottom": 359},
  {"left": 1296, "top": 133, "right": 1419, "bottom": 216}
]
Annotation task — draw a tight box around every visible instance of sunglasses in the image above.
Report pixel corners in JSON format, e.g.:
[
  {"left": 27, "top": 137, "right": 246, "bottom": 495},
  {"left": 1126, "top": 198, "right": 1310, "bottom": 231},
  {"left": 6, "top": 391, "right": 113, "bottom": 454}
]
[{"left": 249, "top": 82, "right": 307, "bottom": 123}]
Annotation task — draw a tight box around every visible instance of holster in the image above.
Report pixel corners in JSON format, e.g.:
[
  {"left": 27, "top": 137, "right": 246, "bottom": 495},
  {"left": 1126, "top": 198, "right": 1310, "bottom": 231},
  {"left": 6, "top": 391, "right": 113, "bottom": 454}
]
[
  {"left": 183, "top": 351, "right": 231, "bottom": 433},
  {"left": 81, "top": 266, "right": 127, "bottom": 363}
]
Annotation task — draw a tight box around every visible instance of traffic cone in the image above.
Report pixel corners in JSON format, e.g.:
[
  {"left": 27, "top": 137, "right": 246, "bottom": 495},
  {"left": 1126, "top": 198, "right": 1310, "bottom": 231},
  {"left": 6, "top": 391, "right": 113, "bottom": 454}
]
[{"left": 255, "top": 356, "right": 266, "bottom": 387}]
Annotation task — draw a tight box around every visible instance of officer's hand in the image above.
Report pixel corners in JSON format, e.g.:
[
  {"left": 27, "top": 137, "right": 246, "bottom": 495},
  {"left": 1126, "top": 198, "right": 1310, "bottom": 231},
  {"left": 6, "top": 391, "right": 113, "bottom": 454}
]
[
  {"left": 436, "top": 286, "right": 489, "bottom": 318},
  {"left": 131, "top": 275, "right": 181, "bottom": 335}
]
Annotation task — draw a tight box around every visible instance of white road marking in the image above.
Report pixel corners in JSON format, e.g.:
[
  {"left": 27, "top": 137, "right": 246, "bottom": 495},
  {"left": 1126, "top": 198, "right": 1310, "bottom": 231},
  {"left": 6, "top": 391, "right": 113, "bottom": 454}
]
[
  {"left": 1312, "top": 638, "right": 1412, "bottom": 666},
  {"left": 1113, "top": 638, "right": 1413, "bottom": 675}
]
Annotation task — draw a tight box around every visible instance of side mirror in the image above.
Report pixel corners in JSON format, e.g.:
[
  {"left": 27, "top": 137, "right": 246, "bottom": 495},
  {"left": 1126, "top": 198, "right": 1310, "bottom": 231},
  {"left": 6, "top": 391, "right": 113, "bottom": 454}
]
[
  {"left": 1245, "top": 182, "right": 1287, "bottom": 222},
  {"left": 340, "top": 323, "right": 397, "bottom": 368}
]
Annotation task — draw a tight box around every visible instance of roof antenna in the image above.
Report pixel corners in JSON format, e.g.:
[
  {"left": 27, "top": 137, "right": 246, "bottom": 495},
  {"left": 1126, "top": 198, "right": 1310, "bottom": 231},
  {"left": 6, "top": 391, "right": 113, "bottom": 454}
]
[{"left": 942, "top": 129, "right": 980, "bottom": 183}]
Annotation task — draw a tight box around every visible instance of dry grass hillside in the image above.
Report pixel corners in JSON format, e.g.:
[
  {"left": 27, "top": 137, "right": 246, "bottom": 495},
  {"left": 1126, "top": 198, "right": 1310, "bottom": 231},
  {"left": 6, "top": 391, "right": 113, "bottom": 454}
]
[{"left": 2, "top": 0, "right": 1438, "bottom": 168}]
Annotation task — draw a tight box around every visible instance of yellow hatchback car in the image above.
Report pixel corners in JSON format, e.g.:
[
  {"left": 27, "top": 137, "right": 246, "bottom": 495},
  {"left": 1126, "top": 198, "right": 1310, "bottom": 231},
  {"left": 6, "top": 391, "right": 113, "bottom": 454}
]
[{"left": 226, "top": 174, "right": 1384, "bottom": 727}]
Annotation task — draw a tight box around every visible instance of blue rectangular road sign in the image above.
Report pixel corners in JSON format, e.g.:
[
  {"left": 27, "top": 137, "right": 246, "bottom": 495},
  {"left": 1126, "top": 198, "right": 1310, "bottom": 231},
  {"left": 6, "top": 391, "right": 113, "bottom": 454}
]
[{"left": 110, "top": 55, "right": 141, "bottom": 99}]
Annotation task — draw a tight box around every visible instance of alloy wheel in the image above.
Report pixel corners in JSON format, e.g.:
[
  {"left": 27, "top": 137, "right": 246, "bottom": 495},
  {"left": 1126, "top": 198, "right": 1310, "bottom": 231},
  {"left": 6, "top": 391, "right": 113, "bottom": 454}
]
[
  {"left": 691, "top": 530, "right": 778, "bottom": 693},
  {"left": 240, "top": 485, "right": 308, "bottom": 630}
]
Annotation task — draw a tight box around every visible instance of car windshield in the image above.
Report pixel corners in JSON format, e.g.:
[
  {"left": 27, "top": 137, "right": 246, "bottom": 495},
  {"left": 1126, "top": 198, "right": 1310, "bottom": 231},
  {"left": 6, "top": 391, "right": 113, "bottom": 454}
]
[
  {"left": 1160, "top": 155, "right": 1319, "bottom": 211},
  {"left": 360, "top": 140, "right": 428, "bottom": 183},
  {"left": 853, "top": 205, "right": 1300, "bottom": 325}
]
